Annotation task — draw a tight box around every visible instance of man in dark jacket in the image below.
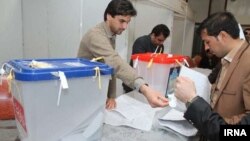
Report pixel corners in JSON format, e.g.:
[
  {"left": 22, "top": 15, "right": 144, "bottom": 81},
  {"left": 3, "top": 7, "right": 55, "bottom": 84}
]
[
  {"left": 175, "top": 76, "right": 250, "bottom": 141},
  {"left": 122, "top": 24, "right": 170, "bottom": 93}
]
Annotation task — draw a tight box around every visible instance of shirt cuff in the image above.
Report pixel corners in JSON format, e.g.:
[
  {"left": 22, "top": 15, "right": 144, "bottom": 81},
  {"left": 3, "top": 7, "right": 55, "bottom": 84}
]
[
  {"left": 134, "top": 78, "right": 146, "bottom": 93},
  {"left": 186, "top": 96, "right": 199, "bottom": 108}
]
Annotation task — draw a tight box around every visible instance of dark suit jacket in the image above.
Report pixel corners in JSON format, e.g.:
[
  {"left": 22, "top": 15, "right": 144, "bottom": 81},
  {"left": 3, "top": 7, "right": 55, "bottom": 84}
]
[{"left": 184, "top": 97, "right": 250, "bottom": 141}]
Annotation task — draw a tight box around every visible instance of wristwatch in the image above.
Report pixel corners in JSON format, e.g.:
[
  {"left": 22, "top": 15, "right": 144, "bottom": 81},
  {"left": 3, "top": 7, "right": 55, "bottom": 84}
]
[{"left": 185, "top": 96, "right": 199, "bottom": 108}]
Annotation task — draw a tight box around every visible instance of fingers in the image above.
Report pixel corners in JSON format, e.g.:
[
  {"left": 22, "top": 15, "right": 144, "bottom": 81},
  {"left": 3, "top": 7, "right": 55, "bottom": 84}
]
[
  {"left": 151, "top": 95, "right": 169, "bottom": 108},
  {"left": 106, "top": 98, "right": 116, "bottom": 110}
]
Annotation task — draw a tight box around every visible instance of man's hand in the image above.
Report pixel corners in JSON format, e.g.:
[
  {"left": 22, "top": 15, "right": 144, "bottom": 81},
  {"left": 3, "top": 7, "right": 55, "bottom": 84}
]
[
  {"left": 106, "top": 98, "right": 116, "bottom": 110},
  {"left": 174, "top": 76, "right": 197, "bottom": 103},
  {"left": 140, "top": 84, "right": 168, "bottom": 108}
]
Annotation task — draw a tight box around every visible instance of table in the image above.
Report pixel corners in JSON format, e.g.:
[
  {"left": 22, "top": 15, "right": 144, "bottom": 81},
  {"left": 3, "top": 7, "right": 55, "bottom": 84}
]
[
  {"left": 0, "top": 120, "right": 199, "bottom": 141},
  {"left": 102, "top": 102, "right": 199, "bottom": 141},
  {"left": 102, "top": 124, "right": 199, "bottom": 141}
]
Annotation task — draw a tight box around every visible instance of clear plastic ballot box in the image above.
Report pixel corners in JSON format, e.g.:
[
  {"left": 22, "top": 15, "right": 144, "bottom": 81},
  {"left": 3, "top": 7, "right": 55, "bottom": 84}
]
[
  {"left": 131, "top": 53, "right": 186, "bottom": 102},
  {"left": 3, "top": 58, "right": 113, "bottom": 141}
]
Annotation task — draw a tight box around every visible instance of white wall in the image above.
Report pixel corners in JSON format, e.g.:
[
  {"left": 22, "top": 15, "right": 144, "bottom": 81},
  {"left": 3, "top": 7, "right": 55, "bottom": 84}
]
[
  {"left": 171, "top": 15, "right": 195, "bottom": 56},
  {"left": 21, "top": 0, "right": 128, "bottom": 61},
  {"left": 227, "top": 0, "right": 250, "bottom": 25},
  {"left": 0, "top": 0, "right": 23, "bottom": 65},
  {"left": 182, "top": 19, "right": 195, "bottom": 56},
  {"left": 19, "top": 0, "right": 82, "bottom": 58},
  {"left": 171, "top": 16, "right": 184, "bottom": 55},
  {"left": 22, "top": 0, "right": 111, "bottom": 59}
]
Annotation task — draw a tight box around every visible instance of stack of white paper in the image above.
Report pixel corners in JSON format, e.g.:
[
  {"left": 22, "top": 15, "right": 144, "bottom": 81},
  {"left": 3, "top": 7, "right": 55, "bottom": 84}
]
[
  {"left": 158, "top": 108, "right": 198, "bottom": 136},
  {"left": 104, "top": 95, "right": 156, "bottom": 131},
  {"left": 158, "top": 66, "right": 211, "bottom": 136}
]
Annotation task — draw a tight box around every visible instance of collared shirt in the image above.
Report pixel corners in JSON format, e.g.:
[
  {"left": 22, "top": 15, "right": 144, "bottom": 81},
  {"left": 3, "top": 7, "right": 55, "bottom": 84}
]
[
  {"left": 77, "top": 22, "right": 146, "bottom": 96},
  {"left": 211, "top": 41, "right": 244, "bottom": 108},
  {"left": 216, "top": 41, "right": 243, "bottom": 89}
]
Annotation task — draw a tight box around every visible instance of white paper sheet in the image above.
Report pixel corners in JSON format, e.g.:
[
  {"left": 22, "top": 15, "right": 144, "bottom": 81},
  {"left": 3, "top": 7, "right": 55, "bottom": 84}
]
[
  {"left": 104, "top": 95, "right": 156, "bottom": 131},
  {"left": 158, "top": 108, "right": 198, "bottom": 137},
  {"left": 158, "top": 66, "right": 210, "bottom": 136},
  {"left": 170, "top": 66, "right": 211, "bottom": 112}
]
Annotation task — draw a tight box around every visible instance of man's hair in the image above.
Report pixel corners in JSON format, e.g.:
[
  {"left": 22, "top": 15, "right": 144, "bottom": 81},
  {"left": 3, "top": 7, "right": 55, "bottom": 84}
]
[
  {"left": 197, "top": 12, "right": 239, "bottom": 39},
  {"left": 151, "top": 24, "right": 170, "bottom": 38},
  {"left": 104, "top": 0, "right": 137, "bottom": 21}
]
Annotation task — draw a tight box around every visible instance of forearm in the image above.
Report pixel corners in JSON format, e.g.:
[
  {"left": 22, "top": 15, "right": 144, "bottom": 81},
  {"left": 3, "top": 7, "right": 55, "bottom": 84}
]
[
  {"left": 184, "top": 97, "right": 226, "bottom": 141},
  {"left": 107, "top": 76, "right": 116, "bottom": 98}
]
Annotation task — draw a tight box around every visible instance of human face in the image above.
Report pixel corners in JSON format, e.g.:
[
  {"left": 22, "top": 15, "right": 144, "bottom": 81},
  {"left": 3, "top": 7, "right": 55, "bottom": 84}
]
[
  {"left": 201, "top": 29, "right": 227, "bottom": 58},
  {"left": 245, "top": 30, "right": 250, "bottom": 41},
  {"left": 107, "top": 14, "right": 131, "bottom": 35},
  {"left": 151, "top": 34, "right": 166, "bottom": 46}
]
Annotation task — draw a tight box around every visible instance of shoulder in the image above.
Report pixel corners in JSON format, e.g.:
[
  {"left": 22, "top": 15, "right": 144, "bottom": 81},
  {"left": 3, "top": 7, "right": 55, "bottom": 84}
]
[
  {"left": 135, "top": 35, "right": 149, "bottom": 41},
  {"left": 84, "top": 24, "right": 109, "bottom": 42},
  {"left": 88, "top": 23, "right": 106, "bottom": 36},
  {"left": 240, "top": 44, "right": 250, "bottom": 62},
  {"left": 134, "top": 35, "right": 150, "bottom": 44}
]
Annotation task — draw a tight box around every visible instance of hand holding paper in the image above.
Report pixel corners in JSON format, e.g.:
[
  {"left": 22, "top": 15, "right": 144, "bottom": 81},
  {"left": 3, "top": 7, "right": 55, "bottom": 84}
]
[
  {"left": 172, "top": 65, "right": 211, "bottom": 111},
  {"left": 175, "top": 76, "right": 197, "bottom": 103}
]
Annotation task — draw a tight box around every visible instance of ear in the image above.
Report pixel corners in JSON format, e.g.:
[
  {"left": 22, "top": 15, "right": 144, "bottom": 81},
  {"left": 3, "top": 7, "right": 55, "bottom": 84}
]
[
  {"left": 218, "top": 31, "right": 227, "bottom": 41},
  {"left": 107, "top": 14, "right": 112, "bottom": 21}
]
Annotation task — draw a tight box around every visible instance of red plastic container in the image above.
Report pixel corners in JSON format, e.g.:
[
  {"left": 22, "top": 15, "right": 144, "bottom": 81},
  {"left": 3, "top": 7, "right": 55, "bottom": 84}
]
[
  {"left": 131, "top": 53, "right": 186, "bottom": 101},
  {"left": 0, "top": 76, "right": 15, "bottom": 120}
]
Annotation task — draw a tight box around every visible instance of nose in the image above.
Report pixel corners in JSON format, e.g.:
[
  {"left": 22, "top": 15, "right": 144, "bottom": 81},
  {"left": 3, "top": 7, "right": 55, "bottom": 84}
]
[
  {"left": 205, "top": 48, "right": 210, "bottom": 53},
  {"left": 159, "top": 41, "right": 164, "bottom": 45},
  {"left": 204, "top": 44, "right": 210, "bottom": 51},
  {"left": 122, "top": 22, "right": 128, "bottom": 29}
]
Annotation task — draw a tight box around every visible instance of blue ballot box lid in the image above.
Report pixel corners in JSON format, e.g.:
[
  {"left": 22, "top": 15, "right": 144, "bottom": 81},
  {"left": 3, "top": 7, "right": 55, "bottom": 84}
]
[{"left": 6, "top": 58, "right": 113, "bottom": 81}]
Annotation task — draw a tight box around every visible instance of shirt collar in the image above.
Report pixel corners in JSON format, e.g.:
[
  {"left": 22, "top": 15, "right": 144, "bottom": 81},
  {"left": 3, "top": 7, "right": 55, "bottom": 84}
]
[
  {"left": 223, "top": 40, "right": 244, "bottom": 63},
  {"left": 101, "top": 22, "right": 116, "bottom": 39}
]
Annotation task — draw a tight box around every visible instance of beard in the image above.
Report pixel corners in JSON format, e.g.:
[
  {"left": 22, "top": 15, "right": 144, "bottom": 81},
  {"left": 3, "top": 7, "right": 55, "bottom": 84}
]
[{"left": 115, "top": 29, "right": 124, "bottom": 35}]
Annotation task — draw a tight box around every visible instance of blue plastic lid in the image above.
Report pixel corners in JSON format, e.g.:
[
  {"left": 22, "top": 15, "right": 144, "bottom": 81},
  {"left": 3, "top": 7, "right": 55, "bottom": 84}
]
[{"left": 6, "top": 58, "right": 113, "bottom": 81}]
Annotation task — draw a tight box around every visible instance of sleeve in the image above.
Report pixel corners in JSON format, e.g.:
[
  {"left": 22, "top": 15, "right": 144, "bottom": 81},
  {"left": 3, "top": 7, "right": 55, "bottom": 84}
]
[
  {"left": 243, "top": 73, "right": 250, "bottom": 112},
  {"left": 184, "top": 97, "right": 226, "bottom": 141},
  {"left": 185, "top": 96, "right": 250, "bottom": 140},
  {"left": 87, "top": 32, "right": 145, "bottom": 89}
]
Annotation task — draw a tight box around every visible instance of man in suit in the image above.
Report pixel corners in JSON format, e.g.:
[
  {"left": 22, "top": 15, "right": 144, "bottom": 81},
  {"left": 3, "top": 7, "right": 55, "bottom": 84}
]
[
  {"left": 77, "top": 0, "right": 168, "bottom": 110},
  {"left": 174, "top": 12, "right": 250, "bottom": 140}
]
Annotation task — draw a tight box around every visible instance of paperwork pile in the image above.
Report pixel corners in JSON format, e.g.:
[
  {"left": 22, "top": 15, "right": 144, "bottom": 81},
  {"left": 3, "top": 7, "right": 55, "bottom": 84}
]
[
  {"left": 104, "top": 95, "right": 156, "bottom": 131},
  {"left": 105, "top": 66, "right": 211, "bottom": 137},
  {"left": 158, "top": 66, "right": 211, "bottom": 136},
  {"left": 158, "top": 108, "right": 198, "bottom": 136}
]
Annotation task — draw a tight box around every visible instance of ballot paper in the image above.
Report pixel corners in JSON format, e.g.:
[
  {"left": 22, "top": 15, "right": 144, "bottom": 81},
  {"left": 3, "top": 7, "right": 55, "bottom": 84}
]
[
  {"left": 158, "top": 66, "right": 211, "bottom": 136},
  {"left": 158, "top": 108, "right": 198, "bottom": 137},
  {"left": 104, "top": 95, "right": 156, "bottom": 131},
  {"left": 169, "top": 65, "right": 211, "bottom": 112}
]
